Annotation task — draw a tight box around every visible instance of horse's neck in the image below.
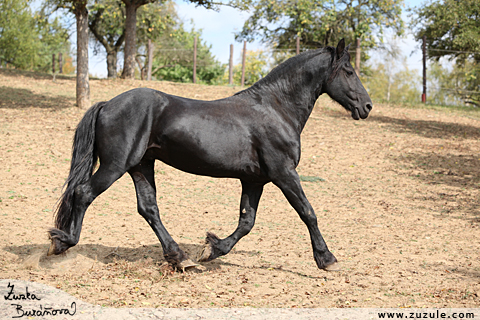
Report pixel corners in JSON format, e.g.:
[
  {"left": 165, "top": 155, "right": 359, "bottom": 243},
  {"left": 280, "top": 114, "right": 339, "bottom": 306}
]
[{"left": 242, "top": 71, "right": 325, "bottom": 133}]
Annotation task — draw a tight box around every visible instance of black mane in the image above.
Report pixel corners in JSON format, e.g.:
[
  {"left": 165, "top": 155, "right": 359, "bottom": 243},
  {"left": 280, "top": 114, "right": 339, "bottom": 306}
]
[{"left": 235, "top": 46, "right": 335, "bottom": 96}]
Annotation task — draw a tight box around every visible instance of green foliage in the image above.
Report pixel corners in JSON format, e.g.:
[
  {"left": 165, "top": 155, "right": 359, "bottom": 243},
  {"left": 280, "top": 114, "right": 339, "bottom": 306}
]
[
  {"left": 89, "top": 0, "right": 125, "bottom": 49},
  {"left": 89, "top": 0, "right": 175, "bottom": 78},
  {"left": 427, "top": 60, "right": 480, "bottom": 107},
  {"left": 151, "top": 24, "right": 225, "bottom": 84},
  {"left": 362, "top": 57, "right": 420, "bottom": 104},
  {"left": 411, "top": 0, "right": 480, "bottom": 106},
  {"left": 411, "top": 0, "right": 480, "bottom": 60},
  {"left": 35, "top": 16, "right": 71, "bottom": 72},
  {"left": 136, "top": 1, "right": 175, "bottom": 44},
  {"left": 236, "top": 0, "right": 405, "bottom": 53},
  {"left": 0, "top": 0, "right": 38, "bottom": 69},
  {"left": 0, "top": 0, "right": 71, "bottom": 72},
  {"left": 299, "top": 175, "right": 325, "bottom": 183},
  {"left": 42, "top": 0, "right": 89, "bottom": 15},
  {"left": 230, "top": 50, "right": 268, "bottom": 86}
]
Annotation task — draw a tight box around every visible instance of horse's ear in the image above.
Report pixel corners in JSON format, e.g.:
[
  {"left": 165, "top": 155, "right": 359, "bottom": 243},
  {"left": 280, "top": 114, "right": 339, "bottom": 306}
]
[{"left": 336, "top": 39, "right": 345, "bottom": 59}]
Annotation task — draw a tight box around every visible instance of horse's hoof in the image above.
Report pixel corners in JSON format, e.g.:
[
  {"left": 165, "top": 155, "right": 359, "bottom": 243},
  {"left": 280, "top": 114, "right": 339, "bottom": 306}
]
[
  {"left": 178, "top": 259, "right": 199, "bottom": 271},
  {"left": 324, "top": 261, "right": 342, "bottom": 272},
  {"left": 47, "top": 241, "right": 57, "bottom": 256},
  {"left": 197, "top": 244, "right": 212, "bottom": 262}
]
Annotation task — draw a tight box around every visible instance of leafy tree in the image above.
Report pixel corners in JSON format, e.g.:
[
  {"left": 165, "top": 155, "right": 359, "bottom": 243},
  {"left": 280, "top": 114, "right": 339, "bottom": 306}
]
[
  {"left": 427, "top": 60, "right": 477, "bottom": 107},
  {"left": 236, "top": 0, "right": 404, "bottom": 53},
  {"left": 89, "top": 0, "right": 125, "bottom": 78},
  {"left": 35, "top": 16, "right": 72, "bottom": 72},
  {"left": 411, "top": 0, "right": 480, "bottom": 106},
  {"left": 362, "top": 57, "right": 420, "bottom": 104},
  {"left": 134, "top": 0, "right": 175, "bottom": 79},
  {"left": 231, "top": 50, "right": 268, "bottom": 86},
  {"left": 0, "top": 0, "right": 70, "bottom": 71},
  {"left": 120, "top": 0, "right": 226, "bottom": 80},
  {"left": 0, "top": 0, "right": 38, "bottom": 69},
  {"left": 120, "top": 0, "right": 156, "bottom": 79},
  {"left": 151, "top": 25, "right": 225, "bottom": 84},
  {"left": 88, "top": 0, "right": 174, "bottom": 79},
  {"left": 136, "top": 1, "right": 174, "bottom": 45}
]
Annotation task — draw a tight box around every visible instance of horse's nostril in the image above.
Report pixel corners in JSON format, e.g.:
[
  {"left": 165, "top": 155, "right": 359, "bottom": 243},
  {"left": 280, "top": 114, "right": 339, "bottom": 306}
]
[{"left": 365, "top": 103, "right": 373, "bottom": 112}]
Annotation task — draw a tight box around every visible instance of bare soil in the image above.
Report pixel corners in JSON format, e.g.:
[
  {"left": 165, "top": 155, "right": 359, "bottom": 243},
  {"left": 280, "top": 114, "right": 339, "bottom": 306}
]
[{"left": 1, "top": 69, "right": 479, "bottom": 309}]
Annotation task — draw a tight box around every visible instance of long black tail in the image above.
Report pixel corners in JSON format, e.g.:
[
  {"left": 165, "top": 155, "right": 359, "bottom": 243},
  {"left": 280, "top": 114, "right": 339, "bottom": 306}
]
[{"left": 49, "top": 102, "right": 105, "bottom": 252}]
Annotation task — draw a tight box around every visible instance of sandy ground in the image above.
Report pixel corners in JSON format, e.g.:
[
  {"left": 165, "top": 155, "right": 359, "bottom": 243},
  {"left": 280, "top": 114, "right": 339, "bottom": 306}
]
[{"left": 0, "top": 69, "right": 479, "bottom": 309}]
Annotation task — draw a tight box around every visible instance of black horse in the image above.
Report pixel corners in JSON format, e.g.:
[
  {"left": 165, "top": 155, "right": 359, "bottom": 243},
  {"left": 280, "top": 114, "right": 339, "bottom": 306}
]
[{"left": 48, "top": 39, "right": 372, "bottom": 271}]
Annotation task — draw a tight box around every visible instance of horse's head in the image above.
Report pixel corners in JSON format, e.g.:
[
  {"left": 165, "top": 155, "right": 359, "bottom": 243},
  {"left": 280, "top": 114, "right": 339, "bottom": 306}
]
[{"left": 324, "top": 39, "right": 373, "bottom": 120}]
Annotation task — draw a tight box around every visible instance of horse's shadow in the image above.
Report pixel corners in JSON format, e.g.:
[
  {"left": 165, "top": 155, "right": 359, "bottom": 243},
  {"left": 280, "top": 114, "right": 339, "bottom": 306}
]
[
  {"left": 3, "top": 243, "right": 326, "bottom": 279},
  {"left": 368, "top": 114, "right": 480, "bottom": 140},
  {"left": 3, "top": 242, "right": 253, "bottom": 273}
]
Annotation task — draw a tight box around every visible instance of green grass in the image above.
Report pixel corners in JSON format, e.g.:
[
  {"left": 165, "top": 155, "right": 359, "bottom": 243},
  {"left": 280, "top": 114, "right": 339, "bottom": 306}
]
[{"left": 299, "top": 175, "right": 325, "bottom": 183}]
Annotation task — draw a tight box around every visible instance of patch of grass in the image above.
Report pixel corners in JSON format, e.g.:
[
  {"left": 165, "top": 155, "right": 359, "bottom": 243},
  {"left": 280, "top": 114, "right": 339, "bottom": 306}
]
[{"left": 299, "top": 175, "right": 325, "bottom": 183}]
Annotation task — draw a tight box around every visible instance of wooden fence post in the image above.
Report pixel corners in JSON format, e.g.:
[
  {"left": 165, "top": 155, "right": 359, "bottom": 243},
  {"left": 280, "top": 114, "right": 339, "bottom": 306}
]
[
  {"left": 147, "top": 39, "right": 153, "bottom": 81},
  {"left": 296, "top": 36, "right": 300, "bottom": 55},
  {"left": 241, "top": 41, "right": 246, "bottom": 86},
  {"left": 52, "top": 54, "right": 56, "bottom": 74},
  {"left": 58, "top": 53, "right": 63, "bottom": 74},
  {"left": 193, "top": 36, "right": 197, "bottom": 83},
  {"left": 422, "top": 35, "right": 427, "bottom": 103},
  {"left": 229, "top": 44, "right": 234, "bottom": 85},
  {"left": 355, "top": 38, "right": 361, "bottom": 76}
]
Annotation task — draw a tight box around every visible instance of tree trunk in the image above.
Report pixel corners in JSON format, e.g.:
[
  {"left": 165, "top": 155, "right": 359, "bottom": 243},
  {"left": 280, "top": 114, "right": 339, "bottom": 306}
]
[
  {"left": 135, "top": 56, "right": 145, "bottom": 80},
  {"left": 147, "top": 39, "right": 153, "bottom": 81},
  {"left": 229, "top": 44, "right": 233, "bottom": 85},
  {"left": 193, "top": 36, "right": 197, "bottom": 83},
  {"left": 241, "top": 41, "right": 246, "bottom": 86},
  {"left": 76, "top": 3, "right": 90, "bottom": 109},
  {"left": 106, "top": 50, "right": 118, "bottom": 79},
  {"left": 355, "top": 38, "right": 361, "bottom": 76},
  {"left": 122, "top": 2, "right": 137, "bottom": 79}
]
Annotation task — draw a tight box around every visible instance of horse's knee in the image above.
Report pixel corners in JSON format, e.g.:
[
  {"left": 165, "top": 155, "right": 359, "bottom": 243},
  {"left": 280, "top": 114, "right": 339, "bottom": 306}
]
[{"left": 300, "top": 208, "right": 318, "bottom": 226}]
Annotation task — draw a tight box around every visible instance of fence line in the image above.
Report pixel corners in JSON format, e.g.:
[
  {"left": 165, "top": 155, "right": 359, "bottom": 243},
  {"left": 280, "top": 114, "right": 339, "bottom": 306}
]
[
  {"left": 45, "top": 39, "right": 479, "bottom": 106},
  {"left": 146, "top": 39, "right": 479, "bottom": 106},
  {"left": 428, "top": 48, "right": 480, "bottom": 55}
]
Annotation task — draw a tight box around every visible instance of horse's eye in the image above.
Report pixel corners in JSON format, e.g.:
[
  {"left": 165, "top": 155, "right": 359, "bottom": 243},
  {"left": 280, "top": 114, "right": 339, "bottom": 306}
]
[{"left": 346, "top": 70, "right": 354, "bottom": 76}]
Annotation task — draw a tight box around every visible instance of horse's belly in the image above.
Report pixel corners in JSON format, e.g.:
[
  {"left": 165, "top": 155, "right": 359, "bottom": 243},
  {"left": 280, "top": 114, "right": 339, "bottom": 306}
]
[{"left": 146, "top": 140, "right": 263, "bottom": 179}]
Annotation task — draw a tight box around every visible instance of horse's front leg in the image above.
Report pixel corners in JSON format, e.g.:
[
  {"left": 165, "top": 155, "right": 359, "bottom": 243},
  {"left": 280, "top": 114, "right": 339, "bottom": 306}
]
[
  {"left": 272, "top": 169, "right": 340, "bottom": 271},
  {"left": 198, "top": 181, "right": 264, "bottom": 262},
  {"left": 129, "top": 160, "right": 197, "bottom": 270}
]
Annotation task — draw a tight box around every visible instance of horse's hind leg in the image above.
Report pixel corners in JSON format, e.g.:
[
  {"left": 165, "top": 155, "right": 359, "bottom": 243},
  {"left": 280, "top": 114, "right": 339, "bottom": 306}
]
[
  {"left": 49, "top": 165, "right": 124, "bottom": 255},
  {"left": 128, "top": 160, "right": 197, "bottom": 270},
  {"left": 198, "top": 181, "right": 264, "bottom": 262}
]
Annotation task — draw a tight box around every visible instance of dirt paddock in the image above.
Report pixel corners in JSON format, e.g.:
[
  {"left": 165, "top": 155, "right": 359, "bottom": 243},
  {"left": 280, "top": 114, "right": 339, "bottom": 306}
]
[{"left": 0, "top": 69, "right": 479, "bottom": 309}]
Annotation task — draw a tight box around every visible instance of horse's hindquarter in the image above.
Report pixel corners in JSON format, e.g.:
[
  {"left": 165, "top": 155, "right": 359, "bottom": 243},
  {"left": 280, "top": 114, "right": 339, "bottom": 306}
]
[
  {"left": 149, "top": 95, "right": 270, "bottom": 180},
  {"left": 95, "top": 89, "right": 162, "bottom": 170}
]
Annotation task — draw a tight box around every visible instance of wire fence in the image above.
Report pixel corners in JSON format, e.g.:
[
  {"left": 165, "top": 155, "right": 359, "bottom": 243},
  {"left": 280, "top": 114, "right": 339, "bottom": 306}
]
[
  {"left": 146, "top": 40, "right": 479, "bottom": 107},
  {"left": 6, "top": 37, "right": 477, "bottom": 107}
]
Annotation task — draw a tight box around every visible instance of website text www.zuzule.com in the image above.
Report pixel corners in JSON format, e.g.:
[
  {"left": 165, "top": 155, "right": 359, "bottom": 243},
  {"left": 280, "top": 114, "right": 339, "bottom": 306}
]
[{"left": 377, "top": 310, "right": 475, "bottom": 319}]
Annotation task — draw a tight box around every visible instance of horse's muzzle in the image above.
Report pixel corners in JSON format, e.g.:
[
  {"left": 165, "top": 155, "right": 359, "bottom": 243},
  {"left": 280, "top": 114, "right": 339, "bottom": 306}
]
[{"left": 352, "top": 103, "right": 372, "bottom": 120}]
